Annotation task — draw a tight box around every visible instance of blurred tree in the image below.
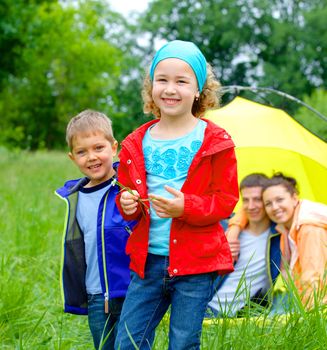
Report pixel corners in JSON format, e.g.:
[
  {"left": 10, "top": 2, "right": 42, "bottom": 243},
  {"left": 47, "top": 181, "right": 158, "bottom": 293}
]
[
  {"left": 0, "top": 0, "right": 145, "bottom": 149},
  {"left": 0, "top": 0, "right": 56, "bottom": 88},
  {"left": 2, "top": 0, "right": 326, "bottom": 149},
  {"left": 140, "top": 0, "right": 326, "bottom": 111},
  {"left": 293, "top": 89, "right": 327, "bottom": 141}
]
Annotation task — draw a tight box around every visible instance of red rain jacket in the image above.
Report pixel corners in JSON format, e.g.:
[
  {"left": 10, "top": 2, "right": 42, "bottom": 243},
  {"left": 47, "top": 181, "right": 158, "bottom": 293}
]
[{"left": 116, "top": 119, "right": 239, "bottom": 278}]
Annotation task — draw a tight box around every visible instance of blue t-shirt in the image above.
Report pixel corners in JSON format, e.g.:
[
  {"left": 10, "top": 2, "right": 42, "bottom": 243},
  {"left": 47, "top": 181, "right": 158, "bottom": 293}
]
[
  {"left": 76, "top": 179, "right": 111, "bottom": 294},
  {"left": 142, "top": 120, "right": 206, "bottom": 255}
]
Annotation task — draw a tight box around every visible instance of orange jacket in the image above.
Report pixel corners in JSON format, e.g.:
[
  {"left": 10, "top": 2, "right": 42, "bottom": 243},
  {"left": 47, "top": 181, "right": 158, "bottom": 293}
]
[
  {"left": 228, "top": 200, "right": 327, "bottom": 308},
  {"left": 280, "top": 200, "right": 327, "bottom": 307}
]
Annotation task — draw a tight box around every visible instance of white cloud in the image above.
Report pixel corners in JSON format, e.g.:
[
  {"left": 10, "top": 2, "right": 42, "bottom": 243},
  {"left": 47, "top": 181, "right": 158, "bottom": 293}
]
[{"left": 108, "top": 0, "right": 149, "bottom": 15}]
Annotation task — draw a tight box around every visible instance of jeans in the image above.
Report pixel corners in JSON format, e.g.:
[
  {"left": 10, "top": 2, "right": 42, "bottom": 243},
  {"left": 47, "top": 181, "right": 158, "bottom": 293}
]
[
  {"left": 114, "top": 254, "right": 215, "bottom": 350},
  {"left": 88, "top": 294, "right": 125, "bottom": 350}
]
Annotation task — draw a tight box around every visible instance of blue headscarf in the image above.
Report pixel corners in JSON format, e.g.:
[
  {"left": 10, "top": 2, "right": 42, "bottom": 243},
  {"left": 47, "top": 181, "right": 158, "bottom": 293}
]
[{"left": 149, "top": 40, "right": 207, "bottom": 92}]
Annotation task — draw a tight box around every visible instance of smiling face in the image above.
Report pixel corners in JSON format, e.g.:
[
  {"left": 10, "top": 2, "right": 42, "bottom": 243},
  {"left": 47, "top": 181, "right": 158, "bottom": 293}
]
[
  {"left": 152, "top": 58, "right": 199, "bottom": 119},
  {"left": 69, "top": 131, "right": 118, "bottom": 187},
  {"left": 263, "top": 185, "right": 298, "bottom": 229},
  {"left": 241, "top": 186, "right": 268, "bottom": 224}
]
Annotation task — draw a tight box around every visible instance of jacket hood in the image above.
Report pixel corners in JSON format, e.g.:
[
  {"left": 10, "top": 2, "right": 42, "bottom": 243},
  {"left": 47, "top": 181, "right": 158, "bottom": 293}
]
[
  {"left": 55, "top": 178, "right": 87, "bottom": 198},
  {"left": 295, "top": 199, "right": 327, "bottom": 230}
]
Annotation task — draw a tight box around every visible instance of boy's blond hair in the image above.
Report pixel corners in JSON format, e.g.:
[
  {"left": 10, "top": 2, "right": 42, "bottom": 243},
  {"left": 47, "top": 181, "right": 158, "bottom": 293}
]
[
  {"left": 66, "top": 110, "right": 115, "bottom": 150},
  {"left": 142, "top": 63, "right": 221, "bottom": 118}
]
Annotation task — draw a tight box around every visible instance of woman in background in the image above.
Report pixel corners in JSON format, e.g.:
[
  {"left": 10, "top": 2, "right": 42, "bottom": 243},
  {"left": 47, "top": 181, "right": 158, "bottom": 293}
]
[{"left": 262, "top": 173, "right": 327, "bottom": 308}]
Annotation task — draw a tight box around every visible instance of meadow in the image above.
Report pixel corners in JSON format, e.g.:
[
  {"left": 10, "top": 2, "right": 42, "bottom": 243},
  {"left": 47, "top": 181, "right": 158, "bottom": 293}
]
[{"left": 0, "top": 149, "right": 326, "bottom": 349}]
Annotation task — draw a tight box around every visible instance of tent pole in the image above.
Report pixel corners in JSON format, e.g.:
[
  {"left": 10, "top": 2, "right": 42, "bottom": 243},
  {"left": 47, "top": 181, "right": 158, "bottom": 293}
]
[{"left": 221, "top": 86, "right": 327, "bottom": 123}]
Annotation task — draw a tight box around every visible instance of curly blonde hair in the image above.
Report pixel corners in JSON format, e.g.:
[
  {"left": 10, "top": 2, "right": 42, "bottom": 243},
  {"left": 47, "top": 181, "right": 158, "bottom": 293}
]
[{"left": 142, "top": 63, "right": 221, "bottom": 118}]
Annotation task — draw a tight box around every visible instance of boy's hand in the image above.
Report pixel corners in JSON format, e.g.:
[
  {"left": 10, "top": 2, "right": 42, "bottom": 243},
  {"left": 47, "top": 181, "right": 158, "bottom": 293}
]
[
  {"left": 120, "top": 190, "right": 140, "bottom": 215},
  {"left": 225, "top": 224, "right": 241, "bottom": 241},
  {"left": 225, "top": 224, "right": 241, "bottom": 262},
  {"left": 149, "top": 185, "right": 184, "bottom": 218}
]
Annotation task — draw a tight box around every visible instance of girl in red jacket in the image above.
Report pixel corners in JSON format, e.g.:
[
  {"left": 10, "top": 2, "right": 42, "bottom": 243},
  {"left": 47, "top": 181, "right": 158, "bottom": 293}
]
[{"left": 114, "top": 40, "right": 239, "bottom": 350}]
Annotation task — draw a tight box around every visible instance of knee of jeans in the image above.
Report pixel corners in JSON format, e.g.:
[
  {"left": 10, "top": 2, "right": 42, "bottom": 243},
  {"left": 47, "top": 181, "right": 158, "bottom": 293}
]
[
  {"left": 115, "top": 324, "right": 138, "bottom": 350},
  {"left": 115, "top": 331, "right": 153, "bottom": 350}
]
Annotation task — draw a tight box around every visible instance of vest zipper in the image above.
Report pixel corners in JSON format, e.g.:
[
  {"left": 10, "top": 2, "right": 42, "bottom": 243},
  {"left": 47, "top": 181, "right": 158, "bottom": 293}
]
[
  {"left": 101, "top": 192, "right": 110, "bottom": 313},
  {"left": 125, "top": 226, "right": 133, "bottom": 235},
  {"left": 104, "top": 292, "right": 109, "bottom": 313}
]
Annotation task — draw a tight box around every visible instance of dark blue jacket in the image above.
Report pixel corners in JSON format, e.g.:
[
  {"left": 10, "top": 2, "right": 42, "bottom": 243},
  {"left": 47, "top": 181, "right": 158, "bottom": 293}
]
[{"left": 55, "top": 165, "right": 136, "bottom": 315}]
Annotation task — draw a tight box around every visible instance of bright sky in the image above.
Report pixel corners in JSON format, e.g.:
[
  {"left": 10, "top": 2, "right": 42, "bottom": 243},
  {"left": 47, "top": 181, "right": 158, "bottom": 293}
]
[
  {"left": 108, "top": 0, "right": 166, "bottom": 50},
  {"left": 109, "top": 0, "right": 150, "bottom": 15}
]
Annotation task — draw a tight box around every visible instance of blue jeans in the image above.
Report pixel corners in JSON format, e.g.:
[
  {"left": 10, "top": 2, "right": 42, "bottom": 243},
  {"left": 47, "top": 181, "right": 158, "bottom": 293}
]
[
  {"left": 114, "top": 254, "right": 215, "bottom": 350},
  {"left": 88, "top": 294, "right": 125, "bottom": 350}
]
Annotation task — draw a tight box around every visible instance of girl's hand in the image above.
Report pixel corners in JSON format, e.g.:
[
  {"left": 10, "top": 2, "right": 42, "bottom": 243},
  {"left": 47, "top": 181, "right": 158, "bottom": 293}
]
[
  {"left": 149, "top": 185, "right": 184, "bottom": 218},
  {"left": 120, "top": 190, "right": 140, "bottom": 215}
]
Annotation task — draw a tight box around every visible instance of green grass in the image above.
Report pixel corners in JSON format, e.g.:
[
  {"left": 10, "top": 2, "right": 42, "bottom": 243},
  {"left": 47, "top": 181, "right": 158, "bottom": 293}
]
[{"left": 0, "top": 149, "right": 326, "bottom": 349}]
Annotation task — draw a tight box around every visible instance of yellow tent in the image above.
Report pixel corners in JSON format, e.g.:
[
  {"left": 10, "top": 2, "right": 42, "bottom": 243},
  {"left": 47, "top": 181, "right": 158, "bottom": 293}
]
[{"left": 205, "top": 96, "right": 327, "bottom": 205}]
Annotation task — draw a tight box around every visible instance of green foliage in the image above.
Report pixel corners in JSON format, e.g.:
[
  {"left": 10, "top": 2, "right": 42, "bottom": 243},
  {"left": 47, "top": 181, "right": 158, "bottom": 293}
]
[
  {"left": 0, "top": 0, "right": 144, "bottom": 150},
  {"left": 294, "top": 89, "right": 327, "bottom": 141},
  {"left": 1, "top": 0, "right": 327, "bottom": 149},
  {"left": 141, "top": 0, "right": 327, "bottom": 103},
  {"left": 138, "top": 0, "right": 327, "bottom": 139},
  {"left": 0, "top": 0, "right": 55, "bottom": 86},
  {"left": 0, "top": 150, "right": 90, "bottom": 348}
]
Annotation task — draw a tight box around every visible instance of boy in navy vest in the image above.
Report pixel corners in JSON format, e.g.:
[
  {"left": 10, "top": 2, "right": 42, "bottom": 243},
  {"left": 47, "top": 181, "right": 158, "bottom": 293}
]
[{"left": 56, "top": 110, "right": 135, "bottom": 349}]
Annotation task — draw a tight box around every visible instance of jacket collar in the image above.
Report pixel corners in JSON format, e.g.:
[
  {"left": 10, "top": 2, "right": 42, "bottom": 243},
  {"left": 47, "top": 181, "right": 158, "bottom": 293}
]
[
  {"left": 122, "top": 118, "right": 235, "bottom": 155},
  {"left": 56, "top": 162, "right": 119, "bottom": 198}
]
